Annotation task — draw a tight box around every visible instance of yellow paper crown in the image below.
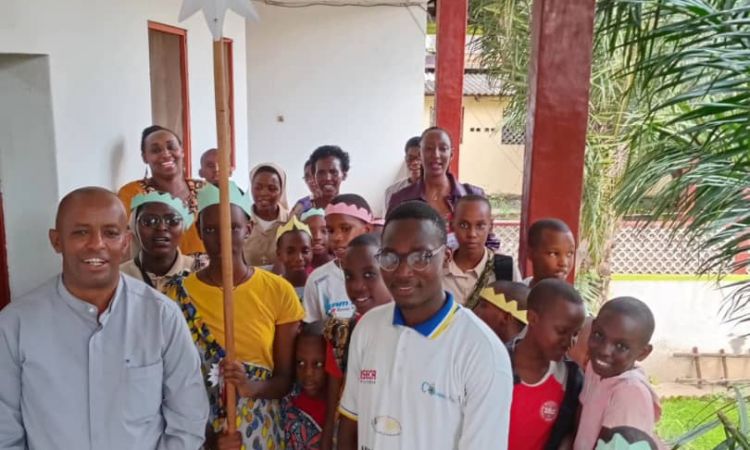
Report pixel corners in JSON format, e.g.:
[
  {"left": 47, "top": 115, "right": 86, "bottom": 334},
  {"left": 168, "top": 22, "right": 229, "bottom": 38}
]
[
  {"left": 479, "top": 287, "right": 528, "bottom": 324},
  {"left": 276, "top": 216, "right": 312, "bottom": 242}
]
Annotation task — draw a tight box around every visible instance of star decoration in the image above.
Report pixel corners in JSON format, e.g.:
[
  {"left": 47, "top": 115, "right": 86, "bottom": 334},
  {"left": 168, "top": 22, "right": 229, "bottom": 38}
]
[{"left": 179, "top": 0, "right": 258, "bottom": 41}]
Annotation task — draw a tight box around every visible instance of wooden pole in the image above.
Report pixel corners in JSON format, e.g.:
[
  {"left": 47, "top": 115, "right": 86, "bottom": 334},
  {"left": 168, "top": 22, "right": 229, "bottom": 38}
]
[{"left": 212, "top": 38, "right": 237, "bottom": 433}]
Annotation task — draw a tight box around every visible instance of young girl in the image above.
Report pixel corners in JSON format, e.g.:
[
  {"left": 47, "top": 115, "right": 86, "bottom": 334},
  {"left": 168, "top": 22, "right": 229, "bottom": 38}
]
[
  {"left": 166, "top": 181, "right": 304, "bottom": 450},
  {"left": 275, "top": 216, "right": 314, "bottom": 300},
  {"left": 120, "top": 191, "right": 205, "bottom": 293},
  {"left": 302, "top": 194, "right": 373, "bottom": 322},
  {"left": 301, "top": 208, "right": 333, "bottom": 268},
  {"left": 574, "top": 297, "right": 661, "bottom": 450},
  {"left": 320, "top": 233, "right": 392, "bottom": 450},
  {"left": 282, "top": 326, "right": 329, "bottom": 449}
]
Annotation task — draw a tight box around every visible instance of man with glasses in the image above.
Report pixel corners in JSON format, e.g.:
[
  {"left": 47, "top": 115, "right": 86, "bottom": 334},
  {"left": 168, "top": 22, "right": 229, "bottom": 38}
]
[
  {"left": 337, "top": 201, "right": 513, "bottom": 450},
  {"left": 0, "top": 187, "right": 208, "bottom": 450}
]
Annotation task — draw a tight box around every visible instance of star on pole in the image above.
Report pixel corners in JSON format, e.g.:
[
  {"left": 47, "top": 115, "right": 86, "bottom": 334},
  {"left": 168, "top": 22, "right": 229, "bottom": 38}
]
[{"left": 179, "top": 0, "right": 258, "bottom": 41}]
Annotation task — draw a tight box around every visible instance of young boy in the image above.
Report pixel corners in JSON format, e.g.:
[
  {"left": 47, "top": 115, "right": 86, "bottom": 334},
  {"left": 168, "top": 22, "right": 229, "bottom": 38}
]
[
  {"left": 302, "top": 194, "right": 373, "bottom": 322},
  {"left": 198, "top": 148, "right": 233, "bottom": 185},
  {"left": 473, "top": 280, "right": 530, "bottom": 343},
  {"left": 574, "top": 297, "right": 661, "bottom": 450},
  {"left": 337, "top": 201, "right": 512, "bottom": 450},
  {"left": 526, "top": 218, "right": 576, "bottom": 287},
  {"left": 508, "top": 279, "right": 586, "bottom": 450},
  {"left": 301, "top": 208, "right": 333, "bottom": 268},
  {"left": 445, "top": 195, "right": 519, "bottom": 306},
  {"left": 283, "top": 325, "right": 328, "bottom": 450},
  {"left": 275, "top": 217, "right": 313, "bottom": 299},
  {"left": 320, "top": 233, "right": 393, "bottom": 449}
]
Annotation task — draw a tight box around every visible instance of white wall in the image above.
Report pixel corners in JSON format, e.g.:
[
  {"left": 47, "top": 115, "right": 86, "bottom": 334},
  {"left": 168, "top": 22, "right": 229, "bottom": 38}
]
[
  {"left": 245, "top": 4, "right": 426, "bottom": 216},
  {"left": 0, "top": 55, "right": 60, "bottom": 297},
  {"left": 0, "top": 0, "right": 250, "bottom": 195},
  {"left": 609, "top": 279, "right": 750, "bottom": 383}
]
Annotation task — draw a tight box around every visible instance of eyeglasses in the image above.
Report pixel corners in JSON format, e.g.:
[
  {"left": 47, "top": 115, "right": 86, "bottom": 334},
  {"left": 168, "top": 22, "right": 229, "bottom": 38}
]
[
  {"left": 375, "top": 245, "right": 446, "bottom": 272},
  {"left": 138, "top": 214, "right": 183, "bottom": 229}
]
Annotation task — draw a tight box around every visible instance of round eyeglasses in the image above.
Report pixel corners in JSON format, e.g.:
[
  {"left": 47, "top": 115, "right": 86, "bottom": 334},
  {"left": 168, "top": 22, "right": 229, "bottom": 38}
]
[
  {"left": 375, "top": 245, "right": 446, "bottom": 272},
  {"left": 138, "top": 214, "right": 183, "bottom": 229}
]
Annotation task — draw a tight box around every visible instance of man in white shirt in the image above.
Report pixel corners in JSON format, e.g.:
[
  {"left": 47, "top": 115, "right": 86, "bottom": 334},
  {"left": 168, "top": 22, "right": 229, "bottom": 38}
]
[
  {"left": 337, "top": 200, "right": 513, "bottom": 450},
  {"left": 0, "top": 187, "right": 208, "bottom": 450}
]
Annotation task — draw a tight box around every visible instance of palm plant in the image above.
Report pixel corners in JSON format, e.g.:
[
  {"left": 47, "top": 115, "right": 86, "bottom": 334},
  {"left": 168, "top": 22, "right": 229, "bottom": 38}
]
[{"left": 597, "top": 0, "right": 750, "bottom": 321}]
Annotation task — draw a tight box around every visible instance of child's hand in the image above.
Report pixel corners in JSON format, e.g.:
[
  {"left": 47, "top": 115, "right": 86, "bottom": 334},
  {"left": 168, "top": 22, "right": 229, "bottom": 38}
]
[
  {"left": 216, "top": 431, "right": 242, "bottom": 450},
  {"left": 220, "top": 359, "right": 256, "bottom": 399}
]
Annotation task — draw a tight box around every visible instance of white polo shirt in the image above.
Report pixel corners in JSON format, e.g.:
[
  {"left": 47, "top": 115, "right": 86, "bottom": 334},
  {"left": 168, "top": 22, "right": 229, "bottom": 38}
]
[
  {"left": 302, "top": 260, "right": 355, "bottom": 323},
  {"left": 339, "top": 293, "right": 513, "bottom": 449}
]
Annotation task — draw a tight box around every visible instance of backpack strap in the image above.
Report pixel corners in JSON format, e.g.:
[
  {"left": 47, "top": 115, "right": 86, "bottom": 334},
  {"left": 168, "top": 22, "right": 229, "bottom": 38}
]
[{"left": 545, "top": 360, "right": 584, "bottom": 450}]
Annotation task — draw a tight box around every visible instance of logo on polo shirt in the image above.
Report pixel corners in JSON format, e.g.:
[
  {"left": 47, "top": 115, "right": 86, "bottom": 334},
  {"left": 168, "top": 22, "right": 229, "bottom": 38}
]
[
  {"left": 372, "top": 416, "right": 402, "bottom": 436},
  {"left": 360, "top": 369, "right": 377, "bottom": 384},
  {"left": 421, "top": 381, "right": 458, "bottom": 403},
  {"left": 540, "top": 400, "right": 559, "bottom": 422}
]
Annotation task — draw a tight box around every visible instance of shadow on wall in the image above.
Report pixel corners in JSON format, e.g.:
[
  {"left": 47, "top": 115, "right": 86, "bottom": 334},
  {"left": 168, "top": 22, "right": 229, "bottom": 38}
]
[{"left": 110, "top": 136, "right": 125, "bottom": 191}]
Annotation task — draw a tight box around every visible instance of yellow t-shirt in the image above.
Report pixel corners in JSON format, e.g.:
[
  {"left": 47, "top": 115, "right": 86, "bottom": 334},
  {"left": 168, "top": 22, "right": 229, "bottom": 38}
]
[
  {"left": 117, "top": 179, "right": 206, "bottom": 255},
  {"left": 182, "top": 269, "right": 304, "bottom": 369}
]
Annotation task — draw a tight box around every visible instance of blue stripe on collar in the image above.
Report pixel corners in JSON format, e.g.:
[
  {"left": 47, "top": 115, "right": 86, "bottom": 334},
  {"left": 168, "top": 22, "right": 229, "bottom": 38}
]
[{"left": 392, "top": 292, "right": 457, "bottom": 338}]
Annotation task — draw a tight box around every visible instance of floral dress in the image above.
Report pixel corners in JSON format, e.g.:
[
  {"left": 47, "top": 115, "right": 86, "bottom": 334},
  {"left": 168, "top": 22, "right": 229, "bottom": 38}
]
[{"left": 166, "top": 276, "right": 285, "bottom": 450}]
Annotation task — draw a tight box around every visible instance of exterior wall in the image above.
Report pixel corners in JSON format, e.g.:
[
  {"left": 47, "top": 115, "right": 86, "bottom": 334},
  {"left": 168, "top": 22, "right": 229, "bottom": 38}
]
[
  {"left": 246, "top": 4, "right": 426, "bottom": 216},
  {"left": 424, "top": 95, "right": 524, "bottom": 196},
  {"left": 0, "top": 0, "right": 249, "bottom": 297},
  {"left": 609, "top": 278, "right": 750, "bottom": 384},
  {"left": 0, "top": 0, "right": 250, "bottom": 194}
]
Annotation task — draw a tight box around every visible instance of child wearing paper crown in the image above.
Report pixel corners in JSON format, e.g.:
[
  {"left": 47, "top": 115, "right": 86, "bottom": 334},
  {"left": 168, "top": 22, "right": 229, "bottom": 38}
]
[
  {"left": 473, "top": 280, "right": 530, "bottom": 344},
  {"left": 120, "top": 191, "right": 206, "bottom": 293},
  {"left": 275, "top": 216, "right": 314, "bottom": 300},
  {"left": 574, "top": 297, "right": 661, "bottom": 450},
  {"left": 165, "top": 181, "right": 304, "bottom": 450},
  {"left": 301, "top": 194, "right": 373, "bottom": 323}
]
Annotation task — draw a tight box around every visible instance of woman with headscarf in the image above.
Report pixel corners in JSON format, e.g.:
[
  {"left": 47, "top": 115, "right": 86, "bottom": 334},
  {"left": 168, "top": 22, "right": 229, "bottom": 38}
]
[
  {"left": 118, "top": 125, "right": 205, "bottom": 255},
  {"left": 243, "top": 163, "right": 290, "bottom": 268},
  {"left": 120, "top": 191, "right": 206, "bottom": 292}
]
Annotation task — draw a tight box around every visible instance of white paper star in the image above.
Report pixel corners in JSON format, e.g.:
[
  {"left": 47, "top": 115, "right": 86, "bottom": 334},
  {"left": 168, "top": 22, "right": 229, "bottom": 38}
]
[{"left": 179, "top": 0, "right": 258, "bottom": 41}]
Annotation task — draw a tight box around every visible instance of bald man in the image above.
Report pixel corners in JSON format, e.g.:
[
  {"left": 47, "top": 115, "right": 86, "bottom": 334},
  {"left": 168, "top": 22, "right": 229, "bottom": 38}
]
[{"left": 0, "top": 187, "right": 208, "bottom": 450}]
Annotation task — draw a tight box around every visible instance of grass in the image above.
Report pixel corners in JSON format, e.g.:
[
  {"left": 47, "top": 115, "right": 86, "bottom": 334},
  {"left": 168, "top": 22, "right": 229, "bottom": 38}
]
[{"left": 657, "top": 395, "right": 740, "bottom": 450}]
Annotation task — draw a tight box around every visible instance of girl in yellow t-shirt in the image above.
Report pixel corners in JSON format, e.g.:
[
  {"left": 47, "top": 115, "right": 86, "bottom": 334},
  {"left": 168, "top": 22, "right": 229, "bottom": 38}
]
[{"left": 167, "top": 181, "right": 303, "bottom": 450}]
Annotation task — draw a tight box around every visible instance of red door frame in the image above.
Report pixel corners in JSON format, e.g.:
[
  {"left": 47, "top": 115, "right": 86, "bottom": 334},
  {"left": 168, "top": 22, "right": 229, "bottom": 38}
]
[
  {"left": 434, "top": 0, "right": 468, "bottom": 177},
  {"left": 0, "top": 194, "right": 10, "bottom": 309},
  {"left": 148, "top": 21, "right": 193, "bottom": 175}
]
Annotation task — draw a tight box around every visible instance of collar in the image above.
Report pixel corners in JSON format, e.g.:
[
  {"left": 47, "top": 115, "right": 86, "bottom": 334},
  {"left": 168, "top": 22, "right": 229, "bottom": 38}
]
[
  {"left": 57, "top": 274, "right": 124, "bottom": 326},
  {"left": 446, "top": 247, "right": 490, "bottom": 278},
  {"left": 415, "top": 172, "right": 466, "bottom": 201},
  {"left": 392, "top": 292, "right": 460, "bottom": 339}
]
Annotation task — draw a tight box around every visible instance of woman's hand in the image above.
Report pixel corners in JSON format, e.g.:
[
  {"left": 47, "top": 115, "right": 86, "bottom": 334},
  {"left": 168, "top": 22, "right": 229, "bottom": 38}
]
[
  {"left": 216, "top": 431, "right": 243, "bottom": 450},
  {"left": 220, "top": 359, "right": 257, "bottom": 399}
]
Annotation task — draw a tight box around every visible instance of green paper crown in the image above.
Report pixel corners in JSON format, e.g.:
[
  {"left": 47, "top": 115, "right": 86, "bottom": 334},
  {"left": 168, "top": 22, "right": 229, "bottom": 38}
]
[
  {"left": 130, "top": 191, "right": 194, "bottom": 230},
  {"left": 596, "top": 433, "right": 653, "bottom": 450},
  {"left": 197, "top": 181, "right": 253, "bottom": 218}
]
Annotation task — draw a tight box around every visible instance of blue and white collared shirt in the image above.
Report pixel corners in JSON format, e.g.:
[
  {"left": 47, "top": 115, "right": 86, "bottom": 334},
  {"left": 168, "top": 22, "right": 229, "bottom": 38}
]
[{"left": 339, "top": 293, "right": 513, "bottom": 449}]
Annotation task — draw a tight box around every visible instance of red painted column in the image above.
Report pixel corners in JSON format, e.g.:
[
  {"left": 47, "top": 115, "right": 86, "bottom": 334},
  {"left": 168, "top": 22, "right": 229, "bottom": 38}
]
[
  {"left": 434, "top": 0, "right": 468, "bottom": 177},
  {"left": 519, "top": 0, "right": 597, "bottom": 279}
]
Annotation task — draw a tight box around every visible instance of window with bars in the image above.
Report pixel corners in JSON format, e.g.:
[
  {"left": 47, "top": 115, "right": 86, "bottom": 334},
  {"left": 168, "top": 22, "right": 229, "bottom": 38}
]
[{"left": 501, "top": 124, "right": 525, "bottom": 145}]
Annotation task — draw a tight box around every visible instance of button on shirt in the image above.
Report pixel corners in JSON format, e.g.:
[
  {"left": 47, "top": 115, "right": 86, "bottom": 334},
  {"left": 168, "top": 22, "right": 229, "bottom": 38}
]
[
  {"left": 0, "top": 274, "right": 209, "bottom": 450},
  {"left": 339, "top": 294, "right": 513, "bottom": 449}
]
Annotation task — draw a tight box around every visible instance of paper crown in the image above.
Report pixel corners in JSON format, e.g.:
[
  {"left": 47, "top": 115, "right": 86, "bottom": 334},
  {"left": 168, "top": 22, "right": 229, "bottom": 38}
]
[
  {"left": 197, "top": 181, "right": 253, "bottom": 217},
  {"left": 276, "top": 216, "right": 312, "bottom": 242},
  {"left": 300, "top": 208, "right": 325, "bottom": 222},
  {"left": 595, "top": 433, "right": 653, "bottom": 450},
  {"left": 324, "top": 202, "right": 373, "bottom": 224},
  {"left": 130, "top": 191, "right": 194, "bottom": 230},
  {"left": 479, "top": 287, "right": 528, "bottom": 324}
]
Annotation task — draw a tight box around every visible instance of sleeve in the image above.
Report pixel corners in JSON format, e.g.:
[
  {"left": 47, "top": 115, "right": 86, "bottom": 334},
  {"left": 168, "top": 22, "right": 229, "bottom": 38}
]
[
  {"left": 338, "top": 324, "right": 363, "bottom": 422},
  {"left": 157, "top": 303, "right": 210, "bottom": 450},
  {"left": 116, "top": 181, "right": 141, "bottom": 217},
  {"left": 275, "top": 276, "right": 305, "bottom": 324},
  {"left": 0, "top": 311, "right": 26, "bottom": 450},
  {"left": 302, "top": 273, "right": 323, "bottom": 323},
  {"left": 457, "top": 340, "right": 513, "bottom": 450},
  {"left": 601, "top": 382, "right": 657, "bottom": 431},
  {"left": 325, "top": 341, "right": 344, "bottom": 379}
]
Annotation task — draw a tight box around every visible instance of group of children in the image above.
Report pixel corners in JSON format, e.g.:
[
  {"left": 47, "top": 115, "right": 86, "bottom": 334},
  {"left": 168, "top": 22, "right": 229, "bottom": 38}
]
[{"left": 118, "top": 125, "right": 662, "bottom": 450}]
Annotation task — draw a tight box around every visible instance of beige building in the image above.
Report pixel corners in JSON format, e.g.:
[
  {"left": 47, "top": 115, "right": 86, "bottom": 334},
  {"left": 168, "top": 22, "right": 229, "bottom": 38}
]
[{"left": 424, "top": 71, "right": 525, "bottom": 196}]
